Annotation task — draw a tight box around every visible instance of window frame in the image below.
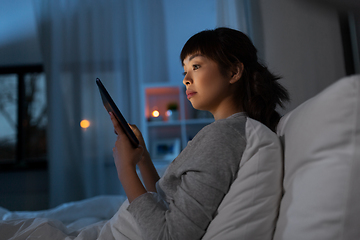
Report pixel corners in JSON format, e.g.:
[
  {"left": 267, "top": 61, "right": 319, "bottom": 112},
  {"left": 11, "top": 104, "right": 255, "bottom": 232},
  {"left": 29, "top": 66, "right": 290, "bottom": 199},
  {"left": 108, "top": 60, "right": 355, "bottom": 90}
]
[{"left": 0, "top": 65, "right": 47, "bottom": 172}]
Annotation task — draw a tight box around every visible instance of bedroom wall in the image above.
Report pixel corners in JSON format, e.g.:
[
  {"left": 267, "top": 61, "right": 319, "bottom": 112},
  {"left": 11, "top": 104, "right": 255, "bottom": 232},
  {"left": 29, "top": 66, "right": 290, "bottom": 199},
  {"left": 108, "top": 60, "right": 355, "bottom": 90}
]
[{"left": 255, "top": 0, "right": 348, "bottom": 113}]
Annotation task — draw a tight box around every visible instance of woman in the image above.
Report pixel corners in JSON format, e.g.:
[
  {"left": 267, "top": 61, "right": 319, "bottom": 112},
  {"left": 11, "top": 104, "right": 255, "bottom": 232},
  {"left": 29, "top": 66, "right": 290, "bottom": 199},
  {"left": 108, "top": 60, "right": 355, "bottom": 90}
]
[{"left": 110, "top": 27, "right": 289, "bottom": 239}]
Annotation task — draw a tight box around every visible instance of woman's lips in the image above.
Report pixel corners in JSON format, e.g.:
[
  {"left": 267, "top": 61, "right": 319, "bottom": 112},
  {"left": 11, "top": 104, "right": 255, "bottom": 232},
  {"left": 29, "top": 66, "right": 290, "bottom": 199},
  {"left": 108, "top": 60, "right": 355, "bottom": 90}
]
[{"left": 186, "top": 90, "right": 197, "bottom": 99}]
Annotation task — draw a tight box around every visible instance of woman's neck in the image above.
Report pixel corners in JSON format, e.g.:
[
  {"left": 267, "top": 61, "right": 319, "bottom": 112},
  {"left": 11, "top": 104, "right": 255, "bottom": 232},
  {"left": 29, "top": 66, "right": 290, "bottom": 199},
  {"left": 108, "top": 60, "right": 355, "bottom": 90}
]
[{"left": 211, "top": 101, "right": 243, "bottom": 121}]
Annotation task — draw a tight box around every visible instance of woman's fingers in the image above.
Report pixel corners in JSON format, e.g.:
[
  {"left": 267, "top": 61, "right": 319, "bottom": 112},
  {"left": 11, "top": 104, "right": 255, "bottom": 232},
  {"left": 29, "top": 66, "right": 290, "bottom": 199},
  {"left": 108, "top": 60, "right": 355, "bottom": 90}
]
[
  {"left": 128, "top": 124, "right": 146, "bottom": 147},
  {"left": 109, "top": 112, "right": 125, "bottom": 136}
]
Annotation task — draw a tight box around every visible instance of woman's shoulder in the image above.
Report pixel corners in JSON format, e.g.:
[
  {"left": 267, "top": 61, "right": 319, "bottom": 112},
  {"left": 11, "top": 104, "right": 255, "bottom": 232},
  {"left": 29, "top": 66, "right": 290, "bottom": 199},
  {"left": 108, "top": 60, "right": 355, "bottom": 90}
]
[
  {"left": 205, "top": 112, "right": 246, "bottom": 134},
  {"left": 193, "top": 112, "right": 247, "bottom": 144}
]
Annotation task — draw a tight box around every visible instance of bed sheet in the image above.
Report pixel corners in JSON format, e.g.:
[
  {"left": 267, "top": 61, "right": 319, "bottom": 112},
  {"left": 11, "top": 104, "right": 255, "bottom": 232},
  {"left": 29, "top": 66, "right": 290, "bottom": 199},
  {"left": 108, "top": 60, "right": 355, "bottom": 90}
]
[{"left": 0, "top": 195, "right": 143, "bottom": 240}]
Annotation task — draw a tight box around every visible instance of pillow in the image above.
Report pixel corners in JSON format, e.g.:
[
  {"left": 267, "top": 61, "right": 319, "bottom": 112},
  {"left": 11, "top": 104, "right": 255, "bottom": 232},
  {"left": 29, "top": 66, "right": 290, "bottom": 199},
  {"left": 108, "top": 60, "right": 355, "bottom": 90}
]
[
  {"left": 273, "top": 75, "right": 360, "bottom": 240},
  {"left": 203, "top": 117, "right": 283, "bottom": 239}
]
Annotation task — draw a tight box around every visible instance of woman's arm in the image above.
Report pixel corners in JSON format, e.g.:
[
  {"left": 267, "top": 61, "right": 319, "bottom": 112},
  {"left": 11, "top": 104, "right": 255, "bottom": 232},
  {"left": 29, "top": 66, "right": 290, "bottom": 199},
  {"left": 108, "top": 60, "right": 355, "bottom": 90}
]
[
  {"left": 128, "top": 124, "right": 160, "bottom": 192},
  {"left": 110, "top": 112, "right": 146, "bottom": 203},
  {"left": 110, "top": 113, "right": 160, "bottom": 200},
  {"left": 137, "top": 150, "right": 160, "bottom": 192}
]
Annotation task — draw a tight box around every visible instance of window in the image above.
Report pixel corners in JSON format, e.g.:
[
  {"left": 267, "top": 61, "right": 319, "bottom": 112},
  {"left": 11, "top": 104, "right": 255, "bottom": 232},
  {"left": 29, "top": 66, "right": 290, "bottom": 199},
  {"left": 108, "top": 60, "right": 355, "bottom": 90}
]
[{"left": 0, "top": 65, "right": 47, "bottom": 170}]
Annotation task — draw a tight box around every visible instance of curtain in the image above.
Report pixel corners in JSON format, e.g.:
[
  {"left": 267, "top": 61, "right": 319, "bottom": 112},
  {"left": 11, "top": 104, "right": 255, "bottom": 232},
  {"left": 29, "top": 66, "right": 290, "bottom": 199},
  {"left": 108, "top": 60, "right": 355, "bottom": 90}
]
[
  {"left": 216, "top": 0, "right": 252, "bottom": 35},
  {"left": 216, "top": 0, "right": 265, "bottom": 70},
  {"left": 33, "top": 0, "right": 168, "bottom": 207}
]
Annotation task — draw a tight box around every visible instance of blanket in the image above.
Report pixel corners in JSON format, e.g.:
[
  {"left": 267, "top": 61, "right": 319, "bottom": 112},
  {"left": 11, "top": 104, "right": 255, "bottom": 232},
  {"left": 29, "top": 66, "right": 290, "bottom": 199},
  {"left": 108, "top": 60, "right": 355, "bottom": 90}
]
[{"left": 0, "top": 195, "right": 143, "bottom": 240}]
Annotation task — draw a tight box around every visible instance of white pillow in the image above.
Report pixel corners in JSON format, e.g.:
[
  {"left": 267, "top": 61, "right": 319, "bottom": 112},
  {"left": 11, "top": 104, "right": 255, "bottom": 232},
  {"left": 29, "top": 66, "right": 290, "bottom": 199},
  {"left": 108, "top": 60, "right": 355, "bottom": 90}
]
[
  {"left": 273, "top": 75, "right": 360, "bottom": 240},
  {"left": 203, "top": 117, "right": 283, "bottom": 240}
]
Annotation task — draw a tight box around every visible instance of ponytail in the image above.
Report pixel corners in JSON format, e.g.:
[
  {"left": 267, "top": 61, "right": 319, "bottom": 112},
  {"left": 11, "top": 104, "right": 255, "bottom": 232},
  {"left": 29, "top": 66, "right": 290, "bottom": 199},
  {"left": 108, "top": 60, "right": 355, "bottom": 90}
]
[{"left": 240, "top": 63, "right": 289, "bottom": 132}]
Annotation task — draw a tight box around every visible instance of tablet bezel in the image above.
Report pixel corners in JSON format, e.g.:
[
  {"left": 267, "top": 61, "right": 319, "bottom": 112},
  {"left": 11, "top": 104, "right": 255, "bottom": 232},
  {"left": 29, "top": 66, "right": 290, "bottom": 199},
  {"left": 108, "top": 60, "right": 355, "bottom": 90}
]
[{"left": 96, "top": 78, "right": 139, "bottom": 147}]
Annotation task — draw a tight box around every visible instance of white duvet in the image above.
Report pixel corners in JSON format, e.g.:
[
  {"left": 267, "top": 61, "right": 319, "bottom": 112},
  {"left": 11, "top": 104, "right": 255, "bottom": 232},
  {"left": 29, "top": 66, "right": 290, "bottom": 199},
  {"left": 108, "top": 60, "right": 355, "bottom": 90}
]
[{"left": 0, "top": 195, "right": 143, "bottom": 240}]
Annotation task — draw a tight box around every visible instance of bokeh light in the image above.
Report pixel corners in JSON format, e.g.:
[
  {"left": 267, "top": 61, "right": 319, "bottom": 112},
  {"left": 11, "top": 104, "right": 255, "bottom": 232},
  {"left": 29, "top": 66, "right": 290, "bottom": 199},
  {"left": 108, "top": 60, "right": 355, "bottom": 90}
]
[
  {"left": 152, "top": 110, "right": 160, "bottom": 118},
  {"left": 80, "top": 119, "right": 90, "bottom": 129}
]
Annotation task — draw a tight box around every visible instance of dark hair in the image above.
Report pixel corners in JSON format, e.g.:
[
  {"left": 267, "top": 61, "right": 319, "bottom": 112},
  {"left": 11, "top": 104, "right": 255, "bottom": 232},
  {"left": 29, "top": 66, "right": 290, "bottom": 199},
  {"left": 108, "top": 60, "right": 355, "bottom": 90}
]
[{"left": 180, "top": 27, "right": 290, "bottom": 132}]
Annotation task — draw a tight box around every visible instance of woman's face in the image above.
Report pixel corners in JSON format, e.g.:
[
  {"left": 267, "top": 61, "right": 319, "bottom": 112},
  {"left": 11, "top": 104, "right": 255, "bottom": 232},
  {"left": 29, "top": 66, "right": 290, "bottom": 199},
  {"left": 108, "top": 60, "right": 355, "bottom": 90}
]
[{"left": 182, "top": 53, "right": 238, "bottom": 120}]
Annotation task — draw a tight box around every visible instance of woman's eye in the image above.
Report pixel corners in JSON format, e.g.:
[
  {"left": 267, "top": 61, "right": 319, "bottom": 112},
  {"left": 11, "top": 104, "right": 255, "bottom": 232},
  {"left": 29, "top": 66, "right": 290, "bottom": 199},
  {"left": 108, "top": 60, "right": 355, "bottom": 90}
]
[{"left": 193, "top": 64, "right": 200, "bottom": 70}]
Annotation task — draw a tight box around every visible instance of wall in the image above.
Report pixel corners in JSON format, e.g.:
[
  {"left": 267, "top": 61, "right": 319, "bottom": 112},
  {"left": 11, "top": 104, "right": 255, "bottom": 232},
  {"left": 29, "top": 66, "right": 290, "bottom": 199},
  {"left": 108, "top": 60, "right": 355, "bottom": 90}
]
[
  {"left": 162, "top": 0, "right": 217, "bottom": 84},
  {"left": 257, "top": 0, "right": 347, "bottom": 112}
]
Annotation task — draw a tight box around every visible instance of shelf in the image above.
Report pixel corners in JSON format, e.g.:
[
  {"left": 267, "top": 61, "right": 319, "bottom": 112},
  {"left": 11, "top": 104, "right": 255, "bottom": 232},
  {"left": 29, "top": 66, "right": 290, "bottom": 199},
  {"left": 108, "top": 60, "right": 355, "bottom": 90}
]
[
  {"left": 141, "top": 84, "right": 215, "bottom": 163},
  {"left": 147, "top": 118, "right": 214, "bottom": 127},
  {"left": 147, "top": 120, "right": 182, "bottom": 127}
]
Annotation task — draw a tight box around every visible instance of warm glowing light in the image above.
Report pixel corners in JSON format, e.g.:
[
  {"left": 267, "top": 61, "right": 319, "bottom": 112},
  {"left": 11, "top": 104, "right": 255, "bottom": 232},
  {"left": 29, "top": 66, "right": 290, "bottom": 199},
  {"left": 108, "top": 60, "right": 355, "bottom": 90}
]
[
  {"left": 152, "top": 110, "right": 160, "bottom": 118},
  {"left": 80, "top": 119, "right": 90, "bottom": 129}
]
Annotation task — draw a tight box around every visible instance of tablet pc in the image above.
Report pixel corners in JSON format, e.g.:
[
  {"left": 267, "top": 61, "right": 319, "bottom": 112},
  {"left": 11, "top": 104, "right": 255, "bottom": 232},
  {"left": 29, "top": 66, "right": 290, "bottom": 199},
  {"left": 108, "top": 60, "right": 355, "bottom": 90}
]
[{"left": 96, "top": 78, "right": 139, "bottom": 147}]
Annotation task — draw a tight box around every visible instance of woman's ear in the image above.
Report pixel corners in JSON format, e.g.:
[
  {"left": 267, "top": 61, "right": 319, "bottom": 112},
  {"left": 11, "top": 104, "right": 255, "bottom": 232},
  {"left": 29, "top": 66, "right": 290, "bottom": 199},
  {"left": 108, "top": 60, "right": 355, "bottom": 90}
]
[{"left": 229, "top": 62, "right": 244, "bottom": 84}]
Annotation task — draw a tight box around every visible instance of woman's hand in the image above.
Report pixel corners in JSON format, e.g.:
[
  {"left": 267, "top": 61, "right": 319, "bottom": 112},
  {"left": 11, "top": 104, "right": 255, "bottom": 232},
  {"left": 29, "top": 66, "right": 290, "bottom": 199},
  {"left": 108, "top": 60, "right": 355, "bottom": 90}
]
[
  {"left": 109, "top": 112, "right": 143, "bottom": 172},
  {"left": 128, "top": 124, "right": 146, "bottom": 148},
  {"left": 109, "top": 112, "right": 147, "bottom": 202},
  {"left": 128, "top": 122, "right": 160, "bottom": 192},
  {"left": 110, "top": 113, "right": 160, "bottom": 192},
  {"left": 127, "top": 124, "right": 151, "bottom": 164}
]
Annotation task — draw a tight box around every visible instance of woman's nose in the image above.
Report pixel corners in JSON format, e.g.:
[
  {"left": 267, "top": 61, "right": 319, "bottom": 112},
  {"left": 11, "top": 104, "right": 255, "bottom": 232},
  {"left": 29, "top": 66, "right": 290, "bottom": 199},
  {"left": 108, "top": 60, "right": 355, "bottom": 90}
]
[{"left": 183, "top": 74, "right": 192, "bottom": 86}]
